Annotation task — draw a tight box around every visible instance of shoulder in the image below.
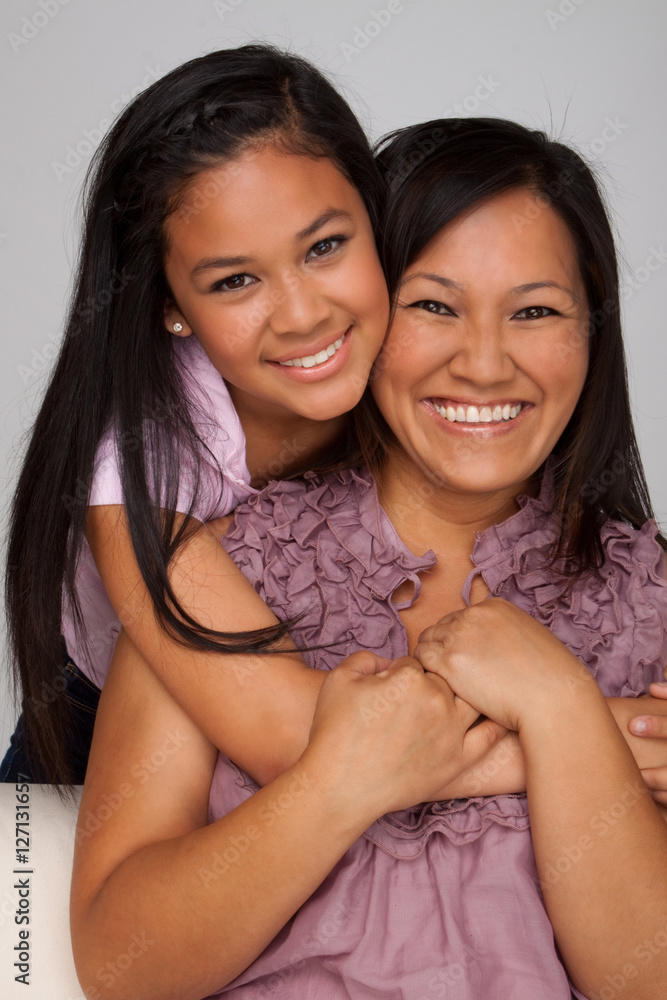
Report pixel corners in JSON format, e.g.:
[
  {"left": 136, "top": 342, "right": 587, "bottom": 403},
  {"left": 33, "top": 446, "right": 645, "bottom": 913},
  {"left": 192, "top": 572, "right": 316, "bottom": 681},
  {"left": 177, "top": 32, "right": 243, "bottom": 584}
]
[{"left": 222, "top": 468, "right": 376, "bottom": 555}]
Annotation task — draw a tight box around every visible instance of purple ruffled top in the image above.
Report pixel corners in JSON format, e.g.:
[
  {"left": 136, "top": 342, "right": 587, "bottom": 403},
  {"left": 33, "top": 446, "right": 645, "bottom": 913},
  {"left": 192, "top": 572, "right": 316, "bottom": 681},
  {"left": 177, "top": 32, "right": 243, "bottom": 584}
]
[{"left": 205, "top": 468, "right": 667, "bottom": 999}]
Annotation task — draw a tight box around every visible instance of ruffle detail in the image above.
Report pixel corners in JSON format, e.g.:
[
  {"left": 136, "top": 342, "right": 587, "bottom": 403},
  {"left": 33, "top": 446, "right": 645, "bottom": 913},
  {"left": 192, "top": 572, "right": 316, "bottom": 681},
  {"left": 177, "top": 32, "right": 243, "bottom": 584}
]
[
  {"left": 223, "top": 468, "right": 435, "bottom": 670},
  {"left": 468, "top": 488, "right": 667, "bottom": 697},
  {"left": 221, "top": 466, "right": 667, "bottom": 857},
  {"left": 363, "top": 794, "right": 530, "bottom": 858}
]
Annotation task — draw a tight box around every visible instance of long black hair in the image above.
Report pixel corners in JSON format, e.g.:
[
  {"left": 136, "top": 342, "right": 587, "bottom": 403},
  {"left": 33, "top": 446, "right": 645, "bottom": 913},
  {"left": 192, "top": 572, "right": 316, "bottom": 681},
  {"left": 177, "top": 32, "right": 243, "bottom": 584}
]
[
  {"left": 354, "top": 117, "right": 663, "bottom": 570},
  {"left": 6, "top": 44, "right": 384, "bottom": 783}
]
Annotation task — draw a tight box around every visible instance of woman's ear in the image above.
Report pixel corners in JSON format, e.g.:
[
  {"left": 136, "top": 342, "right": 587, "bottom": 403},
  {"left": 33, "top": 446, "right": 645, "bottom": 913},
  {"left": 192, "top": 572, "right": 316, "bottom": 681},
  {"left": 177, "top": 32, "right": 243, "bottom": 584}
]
[{"left": 164, "top": 302, "right": 191, "bottom": 338}]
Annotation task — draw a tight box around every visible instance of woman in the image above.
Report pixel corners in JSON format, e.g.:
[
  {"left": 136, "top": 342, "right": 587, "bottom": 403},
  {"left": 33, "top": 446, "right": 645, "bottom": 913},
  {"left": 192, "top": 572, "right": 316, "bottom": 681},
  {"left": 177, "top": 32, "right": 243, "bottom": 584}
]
[{"left": 71, "top": 119, "right": 667, "bottom": 999}]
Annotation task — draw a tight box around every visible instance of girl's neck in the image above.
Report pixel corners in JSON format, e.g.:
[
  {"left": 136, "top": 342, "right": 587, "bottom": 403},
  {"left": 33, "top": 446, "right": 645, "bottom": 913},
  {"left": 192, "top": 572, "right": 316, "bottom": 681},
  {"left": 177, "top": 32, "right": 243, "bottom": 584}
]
[{"left": 235, "top": 396, "right": 348, "bottom": 488}]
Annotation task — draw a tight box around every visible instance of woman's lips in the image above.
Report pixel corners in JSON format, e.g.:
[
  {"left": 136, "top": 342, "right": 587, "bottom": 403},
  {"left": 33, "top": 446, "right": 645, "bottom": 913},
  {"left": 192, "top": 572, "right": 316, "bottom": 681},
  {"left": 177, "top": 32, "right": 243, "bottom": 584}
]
[{"left": 424, "top": 398, "right": 533, "bottom": 435}]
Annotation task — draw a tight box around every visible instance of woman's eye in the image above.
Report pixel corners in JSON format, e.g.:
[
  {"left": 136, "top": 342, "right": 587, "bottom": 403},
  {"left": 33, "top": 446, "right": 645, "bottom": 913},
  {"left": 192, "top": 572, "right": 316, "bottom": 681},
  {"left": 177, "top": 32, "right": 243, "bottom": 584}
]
[
  {"left": 409, "top": 300, "right": 453, "bottom": 316},
  {"left": 212, "top": 273, "right": 256, "bottom": 292},
  {"left": 306, "top": 236, "right": 346, "bottom": 260},
  {"left": 514, "top": 306, "right": 557, "bottom": 320}
]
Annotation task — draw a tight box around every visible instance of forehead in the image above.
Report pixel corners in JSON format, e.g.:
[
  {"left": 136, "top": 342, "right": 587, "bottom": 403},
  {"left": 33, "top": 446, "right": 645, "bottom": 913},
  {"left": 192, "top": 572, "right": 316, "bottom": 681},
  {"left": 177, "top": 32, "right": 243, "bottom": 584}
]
[
  {"left": 165, "top": 146, "right": 364, "bottom": 253},
  {"left": 409, "top": 187, "right": 583, "bottom": 291}
]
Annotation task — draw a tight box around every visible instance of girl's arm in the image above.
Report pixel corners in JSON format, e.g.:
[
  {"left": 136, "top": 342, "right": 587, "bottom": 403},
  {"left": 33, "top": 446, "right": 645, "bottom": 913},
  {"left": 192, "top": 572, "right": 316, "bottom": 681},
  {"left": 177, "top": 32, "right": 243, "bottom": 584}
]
[
  {"left": 86, "top": 504, "right": 323, "bottom": 785},
  {"left": 416, "top": 600, "right": 667, "bottom": 1000},
  {"left": 71, "top": 632, "right": 498, "bottom": 1000},
  {"left": 87, "top": 506, "right": 667, "bottom": 798}
]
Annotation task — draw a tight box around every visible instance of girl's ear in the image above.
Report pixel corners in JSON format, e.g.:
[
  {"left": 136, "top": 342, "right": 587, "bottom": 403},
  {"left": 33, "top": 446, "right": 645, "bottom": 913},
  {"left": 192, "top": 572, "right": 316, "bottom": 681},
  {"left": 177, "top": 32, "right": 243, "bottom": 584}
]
[{"left": 164, "top": 303, "right": 191, "bottom": 338}]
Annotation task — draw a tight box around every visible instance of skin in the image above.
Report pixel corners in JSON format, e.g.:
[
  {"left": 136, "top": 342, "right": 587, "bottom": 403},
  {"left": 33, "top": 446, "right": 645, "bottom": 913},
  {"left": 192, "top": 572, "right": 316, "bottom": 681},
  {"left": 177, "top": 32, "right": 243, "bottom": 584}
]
[
  {"left": 72, "top": 188, "right": 667, "bottom": 998},
  {"left": 87, "top": 161, "right": 667, "bottom": 795},
  {"left": 86, "top": 145, "right": 389, "bottom": 785}
]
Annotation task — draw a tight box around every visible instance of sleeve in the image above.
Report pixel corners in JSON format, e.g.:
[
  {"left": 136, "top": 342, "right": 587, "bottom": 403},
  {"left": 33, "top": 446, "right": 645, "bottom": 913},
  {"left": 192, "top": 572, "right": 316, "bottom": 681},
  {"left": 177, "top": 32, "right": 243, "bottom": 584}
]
[{"left": 88, "top": 336, "right": 254, "bottom": 520}]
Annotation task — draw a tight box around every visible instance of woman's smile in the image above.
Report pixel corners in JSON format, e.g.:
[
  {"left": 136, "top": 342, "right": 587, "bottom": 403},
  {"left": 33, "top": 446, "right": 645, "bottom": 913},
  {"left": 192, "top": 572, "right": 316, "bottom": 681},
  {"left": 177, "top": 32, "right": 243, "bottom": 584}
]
[{"left": 372, "top": 186, "right": 590, "bottom": 496}]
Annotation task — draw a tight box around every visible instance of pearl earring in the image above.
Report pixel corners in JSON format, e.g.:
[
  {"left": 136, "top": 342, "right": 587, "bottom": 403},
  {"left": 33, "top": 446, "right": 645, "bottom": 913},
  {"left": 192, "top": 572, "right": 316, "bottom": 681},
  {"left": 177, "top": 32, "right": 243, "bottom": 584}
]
[{"left": 173, "top": 322, "right": 183, "bottom": 333}]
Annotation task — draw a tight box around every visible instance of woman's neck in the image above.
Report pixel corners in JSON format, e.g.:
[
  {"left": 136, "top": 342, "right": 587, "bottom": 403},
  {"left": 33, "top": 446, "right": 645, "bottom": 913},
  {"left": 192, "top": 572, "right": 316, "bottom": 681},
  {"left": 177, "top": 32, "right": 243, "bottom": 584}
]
[
  {"left": 236, "top": 398, "right": 348, "bottom": 488},
  {"left": 376, "top": 446, "right": 527, "bottom": 559}
]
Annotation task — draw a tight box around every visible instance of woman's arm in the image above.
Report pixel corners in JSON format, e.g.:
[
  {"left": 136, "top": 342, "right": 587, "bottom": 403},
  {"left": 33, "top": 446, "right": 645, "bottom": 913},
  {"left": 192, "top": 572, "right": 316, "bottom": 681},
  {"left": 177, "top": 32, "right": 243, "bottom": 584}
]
[
  {"left": 71, "top": 631, "right": 501, "bottom": 1000},
  {"left": 416, "top": 600, "right": 667, "bottom": 1000},
  {"left": 87, "top": 505, "right": 667, "bottom": 800}
]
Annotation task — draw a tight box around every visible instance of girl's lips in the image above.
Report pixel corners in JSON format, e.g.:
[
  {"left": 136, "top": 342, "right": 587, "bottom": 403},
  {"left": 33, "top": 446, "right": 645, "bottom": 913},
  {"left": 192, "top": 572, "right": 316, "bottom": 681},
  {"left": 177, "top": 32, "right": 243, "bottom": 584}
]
[{"left": 266, "top": 328, "right": 353, "bottom": 382}]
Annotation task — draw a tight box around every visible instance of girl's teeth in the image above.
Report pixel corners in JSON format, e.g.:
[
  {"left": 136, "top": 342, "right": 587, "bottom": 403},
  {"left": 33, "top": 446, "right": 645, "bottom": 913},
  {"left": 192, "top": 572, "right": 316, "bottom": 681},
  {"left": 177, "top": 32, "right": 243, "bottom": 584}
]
[
  {"left": 279, "top": 336, "right": 344, "bottom": 369},
  {"left": 435, "top": 402, "right": 523, "bottom": 424}
]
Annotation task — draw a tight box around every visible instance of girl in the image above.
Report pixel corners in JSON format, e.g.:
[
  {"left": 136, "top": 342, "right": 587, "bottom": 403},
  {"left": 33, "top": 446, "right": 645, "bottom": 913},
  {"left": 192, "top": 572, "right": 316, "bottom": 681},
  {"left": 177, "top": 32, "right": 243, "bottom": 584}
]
[
  {"left": 2, "top": 43, "right": 389, "bottom": 783},
  {"left": 72, "top": 118, "right": 667, "bottom": 999}
]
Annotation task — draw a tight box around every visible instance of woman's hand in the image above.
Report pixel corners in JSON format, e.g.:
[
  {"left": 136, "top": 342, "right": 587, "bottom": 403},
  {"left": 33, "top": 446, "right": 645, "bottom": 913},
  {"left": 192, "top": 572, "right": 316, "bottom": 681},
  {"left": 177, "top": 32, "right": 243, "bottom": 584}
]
[
  {"left": 414, "top": 598, "right": 591, "bottom": 732},
  {"left": 305, "top": 652, "right": 506, "bottom": 814}
]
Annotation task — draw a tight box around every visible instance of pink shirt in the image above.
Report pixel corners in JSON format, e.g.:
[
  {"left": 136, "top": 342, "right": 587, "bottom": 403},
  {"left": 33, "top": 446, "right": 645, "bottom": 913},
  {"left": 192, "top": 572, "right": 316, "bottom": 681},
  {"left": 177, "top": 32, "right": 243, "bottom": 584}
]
[{"left": 61, "top": 335, "right": 255, "bottom": 687}]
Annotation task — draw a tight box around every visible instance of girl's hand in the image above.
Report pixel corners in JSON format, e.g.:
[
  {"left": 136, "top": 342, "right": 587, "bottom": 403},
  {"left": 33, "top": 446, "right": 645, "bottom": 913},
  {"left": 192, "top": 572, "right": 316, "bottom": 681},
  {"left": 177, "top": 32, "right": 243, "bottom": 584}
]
[
  {"left": 414, "top": 599, "right": 594, "bottom": 732},
  {"left": 304, "top": 651, "right": 506, "bottom": 814},
  {"left": 624, "top": 683, "right": 667, "bottom": 807}
]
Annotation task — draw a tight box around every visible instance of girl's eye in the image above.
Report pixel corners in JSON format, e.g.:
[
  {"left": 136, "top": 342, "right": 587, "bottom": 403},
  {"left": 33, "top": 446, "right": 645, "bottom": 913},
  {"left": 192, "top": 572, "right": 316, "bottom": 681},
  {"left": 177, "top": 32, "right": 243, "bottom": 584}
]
[
  {"left": 409, "top": 300, "right": 454, "bottom": 316},
  {"left": 212, "top": 273, "right": 256, "bottom": 293},
  {"left": 306, "top": 236, "right": 346, "bottom": 260},
  {"left": 514, "top": 306, "right": 557, "bottom": 320}
]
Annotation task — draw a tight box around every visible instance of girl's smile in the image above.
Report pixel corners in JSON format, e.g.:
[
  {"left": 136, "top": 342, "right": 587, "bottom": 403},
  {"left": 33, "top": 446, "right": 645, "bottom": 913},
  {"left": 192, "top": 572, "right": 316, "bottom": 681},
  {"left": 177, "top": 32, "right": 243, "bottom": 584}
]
[{"left": 164, "top": 145, "right": 389, "bottom": 425}]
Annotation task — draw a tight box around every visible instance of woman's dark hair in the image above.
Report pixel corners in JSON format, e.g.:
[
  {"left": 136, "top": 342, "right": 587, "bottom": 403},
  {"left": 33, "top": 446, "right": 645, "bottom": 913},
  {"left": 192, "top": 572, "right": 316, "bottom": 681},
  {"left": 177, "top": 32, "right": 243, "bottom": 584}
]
[
  {"left": 6, "top": 44, "right": 384, "bottom": 783},
  {"left": 355, "top": 117, "right": 664, "bottom": 570}
]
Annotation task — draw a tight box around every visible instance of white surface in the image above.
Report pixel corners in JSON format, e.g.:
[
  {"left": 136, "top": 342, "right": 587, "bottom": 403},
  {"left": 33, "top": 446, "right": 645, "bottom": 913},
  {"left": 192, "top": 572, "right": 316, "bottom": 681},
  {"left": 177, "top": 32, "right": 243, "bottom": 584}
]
[
  {"left": 0, "top": 784, "right": 83, "bottom": 999},
  {"left": 1, "top": 0, "right": 666, "bottom": 755}
]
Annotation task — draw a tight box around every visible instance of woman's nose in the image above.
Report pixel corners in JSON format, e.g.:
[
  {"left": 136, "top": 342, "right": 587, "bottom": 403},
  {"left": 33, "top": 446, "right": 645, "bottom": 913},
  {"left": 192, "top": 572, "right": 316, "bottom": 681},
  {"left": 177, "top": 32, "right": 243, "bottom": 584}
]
[{"left": 447, "top": 320, "right": 515, "bottom": 386}]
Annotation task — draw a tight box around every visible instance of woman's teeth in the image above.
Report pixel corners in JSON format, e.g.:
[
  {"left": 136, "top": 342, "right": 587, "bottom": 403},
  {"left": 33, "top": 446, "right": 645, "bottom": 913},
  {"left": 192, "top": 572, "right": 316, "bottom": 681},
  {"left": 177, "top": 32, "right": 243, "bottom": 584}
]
[
  {"left": 278, "top": 336, "right": 345, "bottom": 369},
  {"left": 434, "top": 402, "right": 523, "bottom": 424}
]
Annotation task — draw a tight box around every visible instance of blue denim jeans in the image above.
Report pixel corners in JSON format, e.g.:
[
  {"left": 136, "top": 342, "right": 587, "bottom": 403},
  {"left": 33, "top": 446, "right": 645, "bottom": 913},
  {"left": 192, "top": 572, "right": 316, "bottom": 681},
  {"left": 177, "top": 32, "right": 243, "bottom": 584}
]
[{"left": 0, "top": 656, "right": 100, "bottom": 783}]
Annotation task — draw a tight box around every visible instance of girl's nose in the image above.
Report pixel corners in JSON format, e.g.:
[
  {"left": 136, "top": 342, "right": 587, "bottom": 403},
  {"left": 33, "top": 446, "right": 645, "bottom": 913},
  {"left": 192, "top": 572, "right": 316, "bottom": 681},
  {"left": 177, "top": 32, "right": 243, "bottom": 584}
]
[{"left": 268, "top": 274, "right": 331, "bottom": 337}]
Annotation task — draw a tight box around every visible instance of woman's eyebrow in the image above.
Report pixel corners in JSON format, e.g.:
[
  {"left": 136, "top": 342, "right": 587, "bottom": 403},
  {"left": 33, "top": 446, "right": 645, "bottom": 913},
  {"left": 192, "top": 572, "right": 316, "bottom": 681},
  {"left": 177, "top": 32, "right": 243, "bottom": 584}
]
[
  {"left": 296, "top": 209, "right": 353, "bottom": 242},
  {"left": 510, "top": 280, "right": 578, "bottom": 301},
  {"left": 400, "top": 272, "right": 465, "bottom": 291}
]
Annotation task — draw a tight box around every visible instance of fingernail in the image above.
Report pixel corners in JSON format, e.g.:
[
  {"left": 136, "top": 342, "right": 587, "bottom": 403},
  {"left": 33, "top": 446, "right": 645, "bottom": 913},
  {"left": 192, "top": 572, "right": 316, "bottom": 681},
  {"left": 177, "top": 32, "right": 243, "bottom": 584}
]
[{"left": 630, "top": 718, "right": 648, "bottom": 734}]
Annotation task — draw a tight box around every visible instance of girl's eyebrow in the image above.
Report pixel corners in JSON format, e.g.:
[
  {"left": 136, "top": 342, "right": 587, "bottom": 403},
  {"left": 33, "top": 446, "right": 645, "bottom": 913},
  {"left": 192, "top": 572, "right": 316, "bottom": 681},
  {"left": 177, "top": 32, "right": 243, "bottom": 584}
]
[
  {"left": 295, "top": 208, "right": 353, "bottom": 242},
  {"left": 190, "top": 210, "right": 354, "bottom": 277},
  {"left": 191, "top": 254, "right": 251, "bottom": 277}
]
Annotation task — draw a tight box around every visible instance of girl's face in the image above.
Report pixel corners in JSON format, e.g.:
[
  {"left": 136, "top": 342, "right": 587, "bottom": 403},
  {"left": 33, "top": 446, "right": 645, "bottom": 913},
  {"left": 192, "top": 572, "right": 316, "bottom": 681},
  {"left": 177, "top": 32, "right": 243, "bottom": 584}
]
[
  {"left": 372, "top": 187, "right": 590, "bottom": 497},
  {"left": 163, "top": 146, "right": 389, "bottom": 423}
]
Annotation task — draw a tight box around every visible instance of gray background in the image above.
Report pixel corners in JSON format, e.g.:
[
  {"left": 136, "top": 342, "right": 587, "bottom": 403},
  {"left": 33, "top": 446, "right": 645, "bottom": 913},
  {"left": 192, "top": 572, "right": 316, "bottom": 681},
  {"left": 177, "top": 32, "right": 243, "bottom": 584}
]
[{"left": 1, "top": 0, "right": 666, "bottom": 750}]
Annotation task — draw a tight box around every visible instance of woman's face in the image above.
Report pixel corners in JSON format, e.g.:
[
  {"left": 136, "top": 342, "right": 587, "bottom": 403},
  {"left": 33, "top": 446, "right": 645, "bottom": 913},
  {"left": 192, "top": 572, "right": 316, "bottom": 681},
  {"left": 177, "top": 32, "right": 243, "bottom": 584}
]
[
  {"left": 372, "top": 187, "right": 589, "bottom": 497},
  {"left": 163, "top": 145, "right": 389, "bottom": 424}
]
